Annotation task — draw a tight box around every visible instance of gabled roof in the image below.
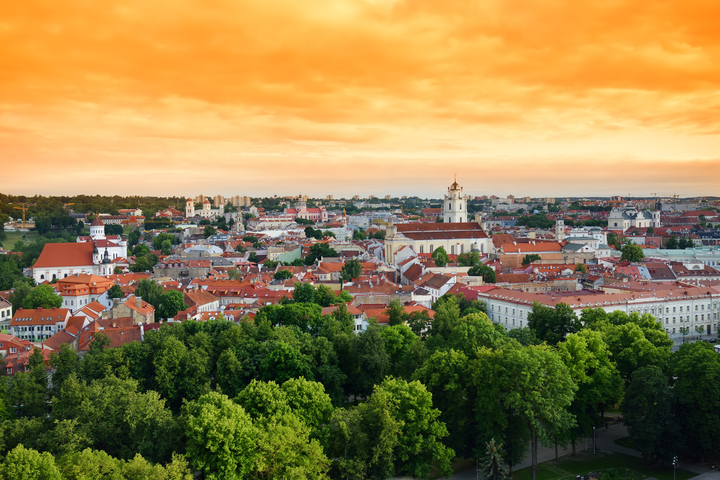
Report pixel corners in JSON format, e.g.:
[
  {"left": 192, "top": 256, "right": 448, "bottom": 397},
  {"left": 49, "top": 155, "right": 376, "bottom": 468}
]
[
  {"left": 11, "top": 307, "right": 71, "bottom": 326},
  {"left": 33, "top": 243, "right": 95, "bottom": 269}
]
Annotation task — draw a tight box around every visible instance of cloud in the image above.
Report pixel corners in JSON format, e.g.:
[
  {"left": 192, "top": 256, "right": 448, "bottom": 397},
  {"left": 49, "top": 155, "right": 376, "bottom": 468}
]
[{"left": 1, "top": 0, "right": 720, "bottom": 195}]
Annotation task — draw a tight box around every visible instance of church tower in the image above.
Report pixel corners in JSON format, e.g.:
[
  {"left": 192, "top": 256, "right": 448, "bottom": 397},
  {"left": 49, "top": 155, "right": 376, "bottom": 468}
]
[
  {"left": 555, "top": 219, "right": 565, "bottom": 240},
  {"left": 443, "top": 177, "right": 468, "bottom": 223},
  {"left": 186, "top": 198, "right": 195, "bottom": 218},
  {"left": 89, "top": 217, "right": 105, "bottom": 239}
]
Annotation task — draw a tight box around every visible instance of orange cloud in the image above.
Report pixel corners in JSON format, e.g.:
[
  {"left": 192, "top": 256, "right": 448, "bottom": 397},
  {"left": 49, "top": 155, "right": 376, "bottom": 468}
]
[{"left": 1, "top": 0, "right": 719, "bottom": 197}]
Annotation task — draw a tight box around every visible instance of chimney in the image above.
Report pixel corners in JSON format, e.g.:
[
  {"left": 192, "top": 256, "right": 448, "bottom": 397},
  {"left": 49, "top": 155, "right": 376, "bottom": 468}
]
[{"left": 135, "top": 296, "right": 142, "bottom": 309}]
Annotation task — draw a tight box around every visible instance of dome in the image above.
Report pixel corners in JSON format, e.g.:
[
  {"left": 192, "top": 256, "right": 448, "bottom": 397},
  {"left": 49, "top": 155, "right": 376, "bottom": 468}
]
[{"left": 90, "top": 217, "right": 104, "bottom": 227}]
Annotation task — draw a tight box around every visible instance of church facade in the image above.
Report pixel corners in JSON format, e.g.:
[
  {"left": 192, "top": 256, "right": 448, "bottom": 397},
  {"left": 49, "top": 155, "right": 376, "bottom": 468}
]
[
  {"left": 608, "top": 204, "right": 661, "bottom": 232},
  {"left": 33, "top": 218, "right": 128, "bottom": 282},
  {"left": 385, "top": 180, "right": 493, "bottom": 265}
]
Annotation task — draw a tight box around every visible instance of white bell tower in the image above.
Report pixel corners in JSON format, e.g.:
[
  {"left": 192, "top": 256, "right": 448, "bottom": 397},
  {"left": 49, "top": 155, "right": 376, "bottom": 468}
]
[
  {"left": 186, "top": 198, "right": 195, "bottom": 217},
  {"left": 443, "top": 176, "right": 468, "bottom": 223}
]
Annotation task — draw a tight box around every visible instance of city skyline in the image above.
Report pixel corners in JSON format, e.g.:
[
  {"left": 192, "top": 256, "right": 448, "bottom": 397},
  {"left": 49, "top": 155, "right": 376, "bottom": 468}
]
[{"left": 2, "top": 0, "right": 720, "bottom": 197}]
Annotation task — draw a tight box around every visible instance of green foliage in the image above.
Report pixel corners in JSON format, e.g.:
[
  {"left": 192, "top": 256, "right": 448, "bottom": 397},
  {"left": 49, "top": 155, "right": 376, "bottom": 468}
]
[
  {"left": 304, "top": 243, "right": 337, "bottom": 265},
  {"left": 22, "top": 284, "right": 62, "bottom": 310},
  {"left": 521, "top": 254, "right": 541, "bottom": 266},
  {"left": 620, "top": 244, "right": 645, "bottom": 263},
  {"left": 0, "top": 444, "right": 62, "bottom": 480},
  {"left": 341, "top": 258, "right": 362, "bottom": 283},
  {"left": 431, "top": 246, "right": 449, "bottom": 267},
  {"left": 671, "top": 341, "right": 720, "bottom": 459},
  {"left": 130, "top": 253, "right": 158, "bottom": 272},
  {"left": 8, "top": 280, "right": 33, "bottom": 314},
  {"left": 274, "top": 269, "right": 293, "bottom": 280},
  {"left": 527, "top": 302, "right": 580, "bottom": 345},
  {"left": 666, "top": 235, "right": 678, "bottom": 249},
  {"left": 203, "top": 225, "right": 217, "bottom": 238},
  {"left": 621, "top": 365, "right": 682, "bottom": 463},
  {"left": 457, "top": 251, "right": 481, "bottom": 267},
  {"left": 182, "top": 392, "right": 258, "bottom": 480},
  {"left": 574, "top": 263, "right": 588, "bottom": 273},
  {"left": 156, "top": 290, "right": 188, "bottom": 319},
  {"left": 468, "top": 265, "right": 496, "bottom": 283},
  {"left": 516, "top": 214, "right": 554, "bottom": 229},
  {"left": 478, "top": 439, "right": 510, "bottom": 480},
  {"left": 374, "top": 378, "right": 454, "bottom": 478},
  {"left": 135, "top": 279, "right": 163, "bottom": 309},
  {"left": 107, "top": 284, "right": 124, "bottom": 299}
]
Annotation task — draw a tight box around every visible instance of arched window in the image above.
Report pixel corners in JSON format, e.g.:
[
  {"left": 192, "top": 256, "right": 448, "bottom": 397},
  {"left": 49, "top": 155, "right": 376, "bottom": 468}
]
[
  {"left": 419, "top": 245, "right": 424, "bottom": 253},
  {"left": 52, "top": 274, "right": 56, "bottom": 280},
  {"left": 40, "top": 275, "right": 45, "bottom": 280},
  {"left": 451, "top": 245, "right": 455, "bottom": 255},
  {"left": 448, "top": 203, "right": 451, "bottom": 209},
  {"left": 461, "top": 244, "right": 464, "bottom": 254},
  {"left": 430, "top": 245, "right": 434, "bottom": 253},
  {"left": 459, "top": 204, "right": 462, "bottom": 210}
]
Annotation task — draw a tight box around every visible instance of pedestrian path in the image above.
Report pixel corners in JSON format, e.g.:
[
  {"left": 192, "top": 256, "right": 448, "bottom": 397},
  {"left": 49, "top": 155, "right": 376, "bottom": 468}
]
[{"left": 445, "top": 420, "right": 711, "bottom": 479}]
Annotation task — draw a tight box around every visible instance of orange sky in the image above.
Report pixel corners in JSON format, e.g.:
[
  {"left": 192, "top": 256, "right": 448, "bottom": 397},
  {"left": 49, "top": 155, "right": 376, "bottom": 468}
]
[{"left": 2, "top": 0, "right": 720, "bottom": 198}]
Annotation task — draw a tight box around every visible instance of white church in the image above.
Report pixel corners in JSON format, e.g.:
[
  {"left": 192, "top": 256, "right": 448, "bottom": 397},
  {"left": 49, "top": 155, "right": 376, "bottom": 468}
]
[
  {"left": 33, "top": 218, "right": 128, "bottom": 282},
  {"left": 186, "top": 198, "right": 224, "bottom": 219},
  {"left": 385, "top": 179, "right": 493, "bottom": 265}
]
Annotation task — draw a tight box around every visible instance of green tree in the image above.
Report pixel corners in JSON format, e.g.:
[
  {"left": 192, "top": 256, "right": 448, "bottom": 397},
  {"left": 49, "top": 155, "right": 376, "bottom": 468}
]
[
  {"left": 457, "top": 251, "right": 481, "bottom": 267},
  {"left": 260, "top": 342, "right": 313, "bottom": 384},
  {"left": 107, "top": 284, "right": 124, "bottom": 299},
  {"left": 352, "top": 229, "right": 366, "bottom": 241},
  {"left": 621, "top": 365, "right": 682, "bottom": 463},
  {"left": 374, "top": 378, "right": 454, "bottom": 478},
  {"left": 0, "top": 445, "right": 62, "bottom": 480},
  {"left": 385, "top": 300, "right": 405, "bottom": 326},
  {"left": 353, "top": 321, "right": 390, "bottom": 397},
  {"left": 8, "top": 280, "right": 32, "bottom": 314},
  {"left": 671, "top": 341, "right": 720, "bottom": 460},
  {"left": 665, "top": 235, "right": 678, "bottom": 249},
  {"left": 203, "top": 225, "right": 217, "bottom": 238},
  {"left": 304, "top": 243, "right": 337, "bottom": 265},
  {"left": 468, "top": 265, "right": 496, "bottom": 283},
  {"left": 182, "top": 392, "right": 258, "bottom": 480},
  {"left": 574, "top": 263, "right": 588, "bottom": 274},
  {"left": 274, "top": 269, "right": 293, "bottom": 281},
  {"left": 413, "top": 349, "right": 472, "bottom": 457},
  {"left": 132, "top": 244, "right": 151, "bottom": 257},
  {"left": 292, "top": 282, "right": 316, "bottom": 304},
  {"left": 51, "top": 375, "right": 181, "bottom": 463},
  {"left": 556, "top": 331, "right": 623, "bottom": 453},
  {"left": 341, "top": 258, "right": 362, "bottom": 284},
  {"left": 678, "top": 237, "right": 691, "bottom": 249},
  {"left": 477, "top": 439, "right": 510, "bottom": 480},
  {"left": 156, "top": 290, "right": 188, "bottom": 319},
  {"left": 136, "top": 279, "right": 164, "bottom": 309},
  {"left": 328, "top": 389, "right": 400, "bottom": 480},
  {"left": 431, "top": 246, "right": 450, "bottom": 267},
  {"left": 620, "top": 244, "right": 644, "bottom": 262},
  {"left": 160, "top": 240, "right": 173, "bottom": 255},
  {"left": 527, "top": 302, "right": 579, "bottom": 345},
  {"left": 252, "top": 412, "right": 330, "bottom": 479},
  {"left": 22, "top": 284, "right": 62, "bottom": 310},
  {"left": 521, "top": 254, "right": 541, "bottom": 266}
]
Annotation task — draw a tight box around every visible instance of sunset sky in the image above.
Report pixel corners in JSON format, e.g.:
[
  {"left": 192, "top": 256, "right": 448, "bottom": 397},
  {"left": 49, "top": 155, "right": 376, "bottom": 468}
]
[{"left": 1, "top": 0, "right": 719, "bottom": 198}]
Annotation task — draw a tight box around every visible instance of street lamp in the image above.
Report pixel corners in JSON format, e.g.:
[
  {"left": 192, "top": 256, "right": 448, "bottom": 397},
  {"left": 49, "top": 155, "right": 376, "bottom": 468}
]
[
  {"left": 593, "top": 426, "right": 596, "bottom": 455},
  {"left": 673, "top": 456, "right": 678, "bottom": 480}
]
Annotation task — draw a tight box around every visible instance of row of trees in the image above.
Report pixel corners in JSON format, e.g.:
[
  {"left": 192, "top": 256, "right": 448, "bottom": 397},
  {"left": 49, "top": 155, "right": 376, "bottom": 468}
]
[{"left": 0, "top": 286, "right": 709, "bottom": 480}]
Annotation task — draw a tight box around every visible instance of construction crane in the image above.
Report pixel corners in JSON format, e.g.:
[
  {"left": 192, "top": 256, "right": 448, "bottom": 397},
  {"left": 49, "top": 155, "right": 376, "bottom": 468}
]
[
  {"left": 14, "top": 203, "right": 29, "bottom": 229},
  {"left": 63, "top": 203, "right": 75, "bottom": 208}
]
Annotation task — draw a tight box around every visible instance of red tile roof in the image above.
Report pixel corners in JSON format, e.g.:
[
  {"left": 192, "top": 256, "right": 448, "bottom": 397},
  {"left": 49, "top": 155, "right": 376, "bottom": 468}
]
[{"left": 33, "top": 243, "right": 95, "bottom": 269}]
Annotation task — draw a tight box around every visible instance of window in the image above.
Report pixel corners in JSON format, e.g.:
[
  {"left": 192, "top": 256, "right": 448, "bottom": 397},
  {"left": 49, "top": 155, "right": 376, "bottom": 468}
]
[
  {"left": 9, "top": 347, "right": 16, "bottom": 353},
  {"left": 673, "top": 307, "right": 676, "bottom": 313},
  {"left": 680, "top": 306, "right": 683, "bottom": 313}
]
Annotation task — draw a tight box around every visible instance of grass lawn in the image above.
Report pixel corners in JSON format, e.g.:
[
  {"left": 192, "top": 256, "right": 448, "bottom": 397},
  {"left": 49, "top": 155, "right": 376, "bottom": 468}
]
[
  {"left": 2, "top": 230, "right": 40, "bottom": 248},
  {"left": 511, "top": 451, "right": 696, "bottom": 480}
]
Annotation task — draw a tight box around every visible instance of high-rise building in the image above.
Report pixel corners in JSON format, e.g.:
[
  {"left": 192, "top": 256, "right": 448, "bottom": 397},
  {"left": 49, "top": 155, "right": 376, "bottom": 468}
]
[{"left": 213, "top": 195, "right": 225, "bottom": 208}]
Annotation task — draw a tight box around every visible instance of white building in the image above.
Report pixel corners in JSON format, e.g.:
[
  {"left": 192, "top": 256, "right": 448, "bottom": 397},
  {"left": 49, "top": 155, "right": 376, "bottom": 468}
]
[
  {"left": 442, "top": 178, "right": 470, "bottom": 223},
  {"left": 479, "top": 285, "right": 720, "bottom": 339},
  {"left": 608, "top": 204, "right": 661, "bottom": 232}
]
